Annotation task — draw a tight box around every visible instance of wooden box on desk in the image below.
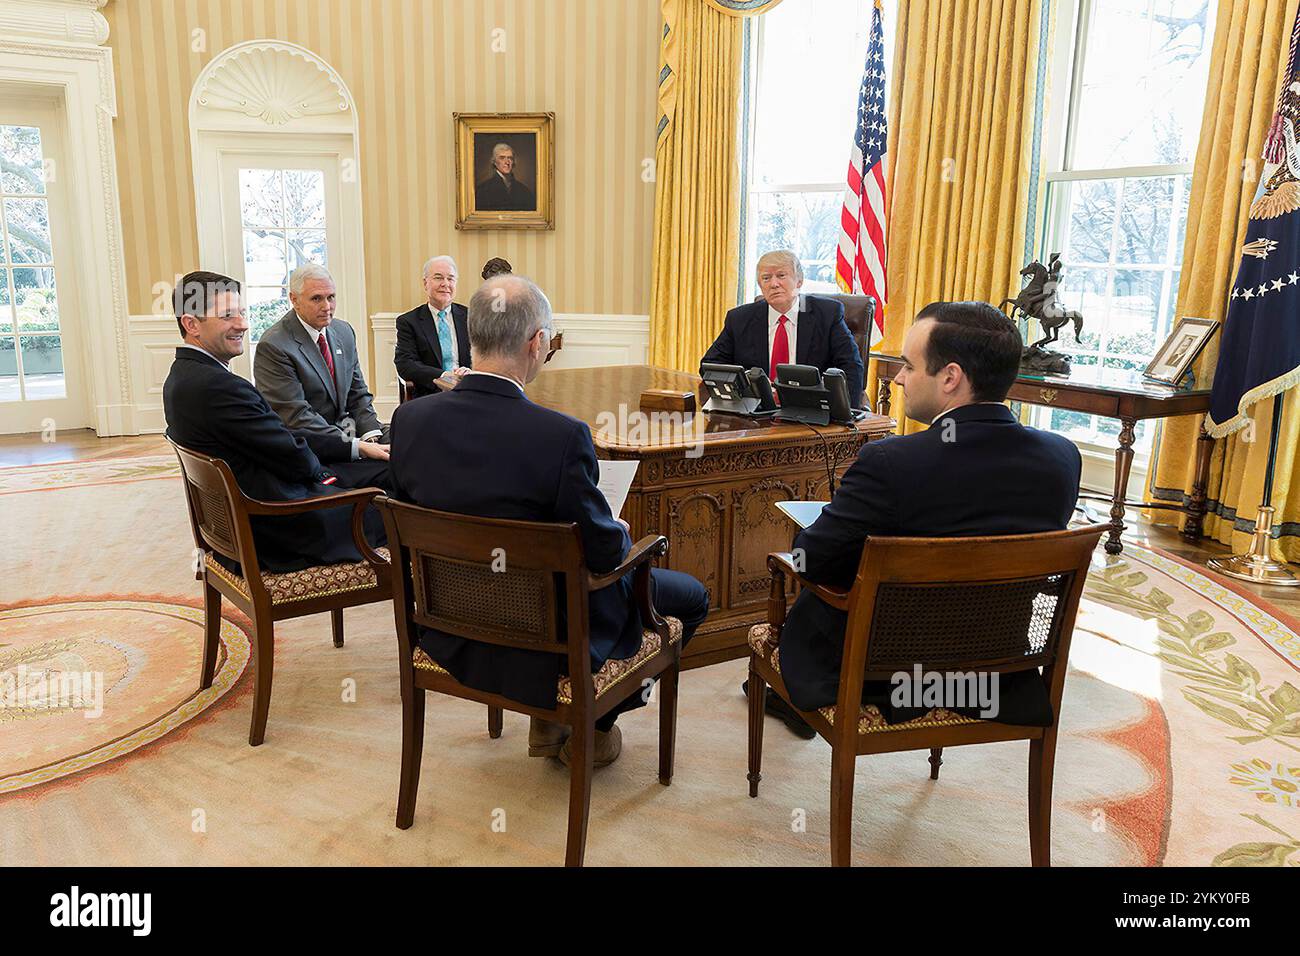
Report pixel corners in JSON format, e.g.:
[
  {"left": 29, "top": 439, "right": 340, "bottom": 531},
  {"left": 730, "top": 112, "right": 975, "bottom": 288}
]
[{"left": 526, "top": 366, "right": 893, "bottom": 667}]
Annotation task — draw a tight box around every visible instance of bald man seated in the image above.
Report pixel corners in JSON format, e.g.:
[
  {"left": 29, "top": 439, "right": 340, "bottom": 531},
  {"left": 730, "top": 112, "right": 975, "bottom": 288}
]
[{"left": 394, "top": 255, "right": 472, "bottom": 398}]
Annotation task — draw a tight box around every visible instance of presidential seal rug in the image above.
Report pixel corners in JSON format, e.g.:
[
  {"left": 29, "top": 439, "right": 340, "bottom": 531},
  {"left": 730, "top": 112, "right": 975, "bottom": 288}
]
[{"left": 1, "top": 452, "right": 1296, "bottom": 865}]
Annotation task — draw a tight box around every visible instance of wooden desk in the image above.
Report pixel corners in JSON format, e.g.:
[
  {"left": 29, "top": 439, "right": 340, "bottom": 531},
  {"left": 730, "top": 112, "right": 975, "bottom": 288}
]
[
  {"left": 870, "top": 354, "right": 1214, "bottom": 556},
  {"left": 527, "top": 365, "right": 895, "bottom": 667}
]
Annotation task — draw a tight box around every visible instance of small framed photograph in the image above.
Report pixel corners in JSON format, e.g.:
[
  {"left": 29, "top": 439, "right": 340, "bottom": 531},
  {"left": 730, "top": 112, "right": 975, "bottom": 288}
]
[
  {"left": 454, "top": 111, "right": 554, "bottom": 230},
  {"left": 1143, "top": 317, "right": 1219, "bottom": 385}
]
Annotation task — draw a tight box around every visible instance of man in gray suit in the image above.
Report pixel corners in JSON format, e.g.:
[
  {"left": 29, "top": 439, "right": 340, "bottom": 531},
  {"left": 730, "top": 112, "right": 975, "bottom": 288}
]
[{"left": 254, "top": 263, "right": 391, "bottom": 487}]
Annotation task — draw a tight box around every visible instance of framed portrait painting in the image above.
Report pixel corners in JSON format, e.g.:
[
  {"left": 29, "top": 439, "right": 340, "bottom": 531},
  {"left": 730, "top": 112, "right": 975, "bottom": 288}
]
[
  {"left": 1143, "top": 316, "right": 1219, "bottom": 386},
  {"left": 455, "top": 112, "right": 555, "bottom": 230}
]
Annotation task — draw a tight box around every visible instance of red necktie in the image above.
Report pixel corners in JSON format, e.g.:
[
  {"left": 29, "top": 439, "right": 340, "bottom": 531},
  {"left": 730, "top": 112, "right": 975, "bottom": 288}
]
[
  {"left": 770, "top": 314, "right": 790, "bottom": 380},
  {"left": 317, "top": 331, "right": 336, "bottom": 384}
]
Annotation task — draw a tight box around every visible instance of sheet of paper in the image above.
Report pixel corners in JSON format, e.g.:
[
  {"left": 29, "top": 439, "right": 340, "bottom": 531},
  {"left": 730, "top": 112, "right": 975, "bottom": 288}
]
[
  {"left": 775, "top": 500, "right": 828, "bottom": 529},
  {"left": 598, "top": 459, "right": 640, "bottom": 519}
]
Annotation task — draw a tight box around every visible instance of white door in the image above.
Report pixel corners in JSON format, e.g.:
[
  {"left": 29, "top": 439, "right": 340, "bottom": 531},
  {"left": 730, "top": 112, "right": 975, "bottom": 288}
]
[
  {"left": 0, "top": 101, "right": 88, "bottom": 434},
  {"left": 212, "top": 146, "right": 348, "bottom": 381}
]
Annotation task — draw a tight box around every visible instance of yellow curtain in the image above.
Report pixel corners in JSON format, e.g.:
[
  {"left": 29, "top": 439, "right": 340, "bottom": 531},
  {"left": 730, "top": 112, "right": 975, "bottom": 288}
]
[
  {"left": 872, "top": 0, "right": 1050, "bottom": 433},
  {"left": 1147, "top": 0, "right": 1300, "bottom": 563}
]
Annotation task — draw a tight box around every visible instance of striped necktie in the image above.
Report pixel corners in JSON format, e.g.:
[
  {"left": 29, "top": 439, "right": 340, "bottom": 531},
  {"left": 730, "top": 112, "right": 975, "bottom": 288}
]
[{"left": 435, "top": 309, "right": 455, "bottom": 373}]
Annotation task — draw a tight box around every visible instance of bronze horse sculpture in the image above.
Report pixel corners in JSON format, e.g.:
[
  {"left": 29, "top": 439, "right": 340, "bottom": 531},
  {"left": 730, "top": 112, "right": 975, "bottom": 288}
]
[{"left": 1000, "top": 256, "right": 1084, "bottom": 350}]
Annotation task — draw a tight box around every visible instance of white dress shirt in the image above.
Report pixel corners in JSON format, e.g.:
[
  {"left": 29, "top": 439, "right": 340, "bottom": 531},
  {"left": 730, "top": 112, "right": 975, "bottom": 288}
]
[
  {"left": 463, "top": 369, "right": 525, "bottom": 395},
  {"left": 428, "top": 303, "right": 460, "bottom": 372},
  {"left": 767, "top": 303, "right": 798, "bottom": 369}
]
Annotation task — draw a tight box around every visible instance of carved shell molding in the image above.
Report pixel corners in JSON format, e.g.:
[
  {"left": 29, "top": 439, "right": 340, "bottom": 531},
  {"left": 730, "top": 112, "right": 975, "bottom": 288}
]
[{"left": 195, "top": 42, "right": 350, "bottom": 126}]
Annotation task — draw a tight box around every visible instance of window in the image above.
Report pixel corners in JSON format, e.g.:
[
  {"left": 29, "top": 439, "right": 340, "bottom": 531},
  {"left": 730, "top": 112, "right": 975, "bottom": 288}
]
[
  {"left": 238, "top": 167, "right": 328, "bottom": 343},
  {"left": 1037, "top": 0, "right": 1215, "bottom": 451},
  {"left": 741, "top": 0, "right": 897, "bottom": 298},
  {"left": 0, "top": 125, "right": 62, "bottom": 403}
]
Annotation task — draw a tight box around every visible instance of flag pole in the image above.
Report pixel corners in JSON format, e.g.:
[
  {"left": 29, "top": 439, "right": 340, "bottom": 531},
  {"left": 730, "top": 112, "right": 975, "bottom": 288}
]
[{"left": 1208, "top": 393, "right": 1299, "bottom": 585}]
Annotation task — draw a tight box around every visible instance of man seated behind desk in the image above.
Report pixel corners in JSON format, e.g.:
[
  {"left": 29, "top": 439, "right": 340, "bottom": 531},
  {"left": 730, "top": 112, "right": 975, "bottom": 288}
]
[
  {"left": 163, "top": 271, "right": 387, "bottom": 573},
  {"left": 701, "top": 249, "right": 864, "bottom": 403},
  {"left": 389, "top": 275, "right": 709, "bottom": 768},
  {"left": 776, "top": 301, "right": 1082, "bottom": 728},
  {"left": 394, "top": 255, "right": 472, "bottom": 398},
  {"left": 253, "top": 263, "right": 391, "bottom": 489}
]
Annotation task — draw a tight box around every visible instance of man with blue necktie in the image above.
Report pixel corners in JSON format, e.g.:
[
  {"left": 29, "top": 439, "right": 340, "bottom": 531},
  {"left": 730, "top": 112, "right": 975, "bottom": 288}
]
[{"left": 394, "top": 255, "right": 472, "bottom": 398}]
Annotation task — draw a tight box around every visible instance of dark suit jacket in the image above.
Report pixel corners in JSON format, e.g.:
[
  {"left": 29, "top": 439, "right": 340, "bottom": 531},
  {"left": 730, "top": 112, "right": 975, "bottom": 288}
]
[
  {"left": 781, "top": 403, "right": 1082, "bottom": 723},
  {"left": 700, "top": 295, "right": 865, "bottom": 405},
  {"left": 389, "top": 373, "right": 643, "bottom": 710},
  {"left": 253, "top": 311, "right": 383, "bottom": 442},
  {"left": 475, "top": 172, "right": 537, "bottom": 211},
  {"left": 394, "top": 302, "right": 471, "bottom": 397},
  {"left": 162, "top": 348, "right": 378, "bottom": 573}
]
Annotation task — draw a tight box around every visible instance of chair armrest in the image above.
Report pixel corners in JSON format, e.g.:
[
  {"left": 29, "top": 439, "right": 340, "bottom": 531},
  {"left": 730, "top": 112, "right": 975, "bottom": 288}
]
[
  {"left": 587, "top": 534, "right": 668, "bottom": 591},
  {"left": 242, "top": 486, "right": 385, "bottom": 517},
  {"left": 767, "top": 551, "right": 851, "bottom": 611}
]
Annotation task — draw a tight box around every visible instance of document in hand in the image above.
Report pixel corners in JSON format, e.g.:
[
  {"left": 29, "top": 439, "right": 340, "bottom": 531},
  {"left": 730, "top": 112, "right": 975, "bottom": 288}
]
[
  {"left": 597, "top": 459, "right": 640, "bottom": 519},
  {"left": 774, "top": 500, "right": 828, "bottom": 529}
]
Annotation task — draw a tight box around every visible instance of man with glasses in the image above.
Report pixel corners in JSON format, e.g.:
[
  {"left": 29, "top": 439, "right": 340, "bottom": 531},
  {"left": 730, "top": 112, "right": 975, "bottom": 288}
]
[{"left": 394, "top": 255, "right": 472, "bottom": 398}]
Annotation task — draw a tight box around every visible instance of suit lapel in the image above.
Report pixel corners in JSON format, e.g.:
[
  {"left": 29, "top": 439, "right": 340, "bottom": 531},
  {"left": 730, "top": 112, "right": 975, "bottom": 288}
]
[
  {"left": 453, "top": 305, "right": 470, "bottom": 366},
  {"left": 289, "top": 314, "right": 338, "bottom": 403},
  {"left": 327, "top": 325, "right": 348, "bottom": 407},
  {"left": 794, "top": 300, "right": 814, "bottom": 366},
  {"left": 423, "top": 305, "right": 445, "bottom": 370},
  {"left": 745, "top": 305, "right": 770, "bottom": 370}
]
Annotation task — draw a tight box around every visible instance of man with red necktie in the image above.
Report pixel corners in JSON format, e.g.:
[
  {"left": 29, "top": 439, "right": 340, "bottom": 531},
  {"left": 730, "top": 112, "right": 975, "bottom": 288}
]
[{"left": 700, "top": 249, "right": 864, "bottom": 405}]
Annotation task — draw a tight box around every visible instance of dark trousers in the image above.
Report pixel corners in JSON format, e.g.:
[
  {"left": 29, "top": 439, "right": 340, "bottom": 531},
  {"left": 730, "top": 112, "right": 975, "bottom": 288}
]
[{"left": 596, "top": 568, "right": 709, "bottom": 732}]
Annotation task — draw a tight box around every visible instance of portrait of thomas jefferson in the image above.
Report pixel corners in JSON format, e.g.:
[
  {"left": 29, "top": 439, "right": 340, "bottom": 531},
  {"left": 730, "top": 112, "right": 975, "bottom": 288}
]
[{"left": 474, "top": 136, "right": 538, "bottom": 212}]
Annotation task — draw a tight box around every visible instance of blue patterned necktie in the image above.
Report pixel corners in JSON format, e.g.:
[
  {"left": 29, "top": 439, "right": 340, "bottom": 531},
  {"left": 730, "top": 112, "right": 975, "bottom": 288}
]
[{"left": 435, "top": 308, "right": 455, "bottom": 373}]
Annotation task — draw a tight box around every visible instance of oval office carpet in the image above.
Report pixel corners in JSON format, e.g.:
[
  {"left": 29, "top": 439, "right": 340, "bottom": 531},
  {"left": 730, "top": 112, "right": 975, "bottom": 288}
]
[{"left": 1, "top": 455, "right": 1298, "bottom": 866}]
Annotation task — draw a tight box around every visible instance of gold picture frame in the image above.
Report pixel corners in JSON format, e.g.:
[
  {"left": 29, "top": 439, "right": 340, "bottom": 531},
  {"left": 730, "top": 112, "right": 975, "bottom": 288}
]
[
  {"left": 1143, "top": 316, "right": 1219, "bottom": 386},
  {"left": 455, "top": 111, "right": 555, "bottom": 230}
]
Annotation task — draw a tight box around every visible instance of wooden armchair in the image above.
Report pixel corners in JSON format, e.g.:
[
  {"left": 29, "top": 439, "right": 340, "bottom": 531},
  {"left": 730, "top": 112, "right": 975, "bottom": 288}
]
[
  {"left": 374, "top": 496, "right": 682, "bottom": 867},
  {"left": 169, "top": 439, "right": 391, "bottom": 746},
  {"left": 747, "top": 525, "right": 1106, "bottom": 866}
]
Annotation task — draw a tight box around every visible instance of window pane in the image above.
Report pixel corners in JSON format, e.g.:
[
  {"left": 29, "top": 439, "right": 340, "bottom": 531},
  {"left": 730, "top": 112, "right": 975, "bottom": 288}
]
[
  {"left": 752, "top": 0, "right": 877, "bottom": 186},
  {"left": 12, "top": 267, "right": 57, "bottom": 332},
  {"left": 4, "top": 198, "right": 52, "bottom": 264},
  {"left": 1110, "top": 268, "right": 1163, "bottom": 356},
  {"left": 1114, "top": 177, "right": 1174, "bottom": 265},
  {"left": 284, "top": 170, "right": 325, "bottom": 227},
  {"left": 1063, "top": 179, "right": 1116, "bottom": 264},
  {"left": 0, "top": 126, "right": 45, "bottom": 195},
  {"left": 244, "top": 229, "right": 288, "bottom": 288},
  {"left": 247, "top": 287, "right": 289, "bottom": 342},
  {"left": 1070, "top": 0, "right": 1215, "bottom": 169},
  {"left": 0, "top": 273, "right": 11, "bottom": 333},
  {"left": 752, "top": 191, "right": 841, "bottom": 293},
  {"left": 0, "top": 335, "right": 17, "bottom": 401},
  {"left": 287, "top": 230, "right": 327, "bottom": 272},
  {"left": 18, "top": 333, "right": 64, "bottom": 399},
  {"left": 239, "top": 169, "right": 284, "bottom": 227},
  {"left": 1054, "top": 265, "right": 1109, "bottom": 352}
]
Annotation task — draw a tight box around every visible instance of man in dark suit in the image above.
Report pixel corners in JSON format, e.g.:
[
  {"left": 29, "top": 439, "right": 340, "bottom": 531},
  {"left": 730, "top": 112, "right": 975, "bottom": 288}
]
[
  {"left": 390, "top": 274, "right": 709, "bottom": 768},
  {"left": 253, "top": 263, "right": 390, "bottom": 489},
  {"left": 394, "top": 255, "right": 471, "bottom": 398},
  {"left": 474, "top": 142, "right": 537, "bottom": 211},
  {"left": 701, "top": 249, "right": 865, "bottom": 404},
  {"left": 163, "top": 271, "right": 386, "bottom": 573},
  {"left": 771, "top": 301, "right": 1082, "bottom": 731}
]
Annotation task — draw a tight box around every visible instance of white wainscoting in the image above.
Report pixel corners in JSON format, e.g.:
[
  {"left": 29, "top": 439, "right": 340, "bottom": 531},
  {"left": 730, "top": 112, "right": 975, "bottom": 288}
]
[
  {"left": 130, "top": 312, "right": 652, "bottom": 431},
  {"left": 370, "top": 312, "right": 650, "bottom": 419}
]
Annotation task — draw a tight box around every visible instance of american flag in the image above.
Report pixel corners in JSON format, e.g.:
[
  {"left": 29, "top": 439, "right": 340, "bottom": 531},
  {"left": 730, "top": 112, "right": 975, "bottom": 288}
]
[{"left": 835, "top": 0, "right": 888, "bottom": 340}]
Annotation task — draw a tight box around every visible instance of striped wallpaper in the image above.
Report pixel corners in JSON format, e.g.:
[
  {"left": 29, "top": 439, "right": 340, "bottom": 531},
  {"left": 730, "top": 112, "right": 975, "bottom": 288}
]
[{"left": 104, "top": 0, "right": 662, "bottom": 317}]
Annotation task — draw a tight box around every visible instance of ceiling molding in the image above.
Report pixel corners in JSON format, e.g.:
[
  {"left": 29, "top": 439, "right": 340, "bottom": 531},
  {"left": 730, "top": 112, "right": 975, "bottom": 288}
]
[{"left": 0, "top": 0, "right": 110, "bottom": 47}]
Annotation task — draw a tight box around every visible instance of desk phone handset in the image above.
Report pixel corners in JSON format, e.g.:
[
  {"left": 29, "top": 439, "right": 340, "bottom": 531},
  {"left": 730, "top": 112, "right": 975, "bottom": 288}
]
[
  {"left": 823, "top": 368, "right": 853, "bottom": 424},
  {"left": 744, "top": 368, "right": 777, "bottom": 412}
]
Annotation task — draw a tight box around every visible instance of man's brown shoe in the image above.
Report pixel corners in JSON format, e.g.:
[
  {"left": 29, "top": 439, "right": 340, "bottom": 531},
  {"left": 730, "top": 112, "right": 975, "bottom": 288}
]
[
  {"left": 558, "top": 725, "right": 622, "bottom": 768},
  {"left": 528, "top": 717, "right": 570, "bottom": 757}
]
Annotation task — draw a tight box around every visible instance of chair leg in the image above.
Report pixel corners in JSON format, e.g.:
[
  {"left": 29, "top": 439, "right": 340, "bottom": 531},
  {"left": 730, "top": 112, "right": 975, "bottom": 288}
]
[
  {"left": 487, "top": 705, "right": 503, "bottom": 739},
  {"left": 396, "top": 689, "right": 426, "bottom": 829},
  {"left": 247, "top": 620, "right": 274, "bottom": 747},
  {"left": 200, "top": 582, "right": 221, "bottom": 691},
  {"left": 928, "top": 747, "right": 943, "bottom": 780},
  {"left": 658, "top": 656, "right": 680, "bottom": 785},
  {"left": 829, "top": 745, "right": 855, "bottom": 867},
  {"left": 331, "top": 608, "right": 344, "bottom": 648},
  {"left": 1028, "top": 732, "right": 1057, "bottom": 867},
  {"left": 564, "top": 716, "right": 595, "bottom": 867},
  {"left": 747, "top": 658, "right": 766, "bottom": 797}
]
